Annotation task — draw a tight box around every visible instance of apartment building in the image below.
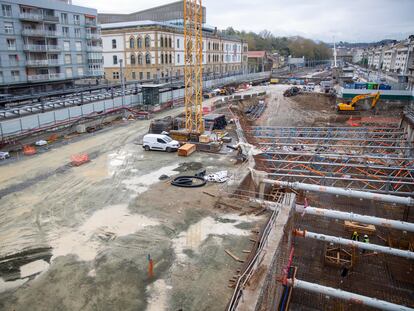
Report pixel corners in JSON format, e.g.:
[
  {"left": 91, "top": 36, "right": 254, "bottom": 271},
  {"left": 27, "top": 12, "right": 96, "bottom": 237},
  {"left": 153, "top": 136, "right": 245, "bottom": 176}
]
[
  {"left": 101, "top": 21, "right": 248, "bottom": 82},
  {"left": 0, "top": 0, "right": 103, "bottom": 93}
]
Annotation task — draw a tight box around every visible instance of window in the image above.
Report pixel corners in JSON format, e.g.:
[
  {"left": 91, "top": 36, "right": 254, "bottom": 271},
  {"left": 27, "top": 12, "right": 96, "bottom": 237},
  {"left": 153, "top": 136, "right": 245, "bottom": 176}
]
[
  {"left": 63, "top": 41, "right": 70, "bottom": 51},
  {"left": 78, "top": 67, "right": 84, "bottom": 76},
  {"left": 160, "top": 36, "right": 163, "bottom": 48},
  {"left": 161, "top": 54, "right": 164, "bottom": 64},
  {"left": 11, "top": 70, "right": 19, "bottom": 81},
  {"left": 112, "top": 39, "right": 117, "bottom": 49},
  {"left": 169, "top": 38, "right": 172, "bottom": 48},
  {"left": 128, "top": 37, "right": 135, "bottom": 49},
  {"left": 61, "top": 13, "right": 68, "bottom": 24},
  {"left": 62, "top": 26, "right": 69, "bottom": 37},
  {"left": 131, "top": 54, "right": 136, "bottom": 65},
  {"left": 177, "top": 39, "right": 180, "bottom": 49},
  {"left": 77, "top": 54, "right": 83, "bottom": 64},
  {"left": 177, "top": 54, "right": 180, "bottom": 63},
  {"left": 164, "top": 37, "right": 168, "bottom": 48},
  {"left": 4, "top": 22, "right": 13, "bottom": 34},
  {"left": 74, "top": 28, "right": 81, "bottom": 38},
  {"left": 145, "top": 53, "right": 151, "bottom": 64},
  {"left": 75, "top": 41, "right": 82, "bottom": 51},
  {"left": 137, "top": 53, "right": 143, "bottom": 65},
  {"left": 147, "top": 72, "right": 150, "bottom": 79},
  {"left": 0, "top": 72, "right": 3, "bottom": 83},
  {"left": 7, "top": 39, "right": 16, "bottom": 50},
  {"left": 2, "top": 4, "right": 11, "bottom": 17},
  {"left": 65, "top": 54, "right": 71, "bottom": 64},
  {"left": 157, "top": 138, "right": 166, "bottom": 144},
  {"left": 112, "top": 72, "right": 119, "bottom": 79},
  {"left": 65, "top": 67, "right": 72, "bottom": 78},
  {"left": 113, "top": 55, "right": 118, "bottom": 65},
  {"left": 145, "top": 36, "right": 150, "bottom": 48},
  {"left": 9, "top": 54, "right": 18, "bottom": 66},
  {"left": 139, "top": 72, "right": 143, "bottom": 80},
  {"left": 73, "top": 15, "right": 80, "bottom": 25},
  {"left": 137, "top": 37, "right": 142, "bottom": 48},
  {"left": 132, "top": 72, "right": 136, "bottom": 79}
]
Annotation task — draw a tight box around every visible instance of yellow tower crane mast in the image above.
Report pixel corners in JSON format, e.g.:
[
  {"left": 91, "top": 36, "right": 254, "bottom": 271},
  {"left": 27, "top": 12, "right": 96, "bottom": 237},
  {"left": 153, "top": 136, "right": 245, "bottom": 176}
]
[{"left": 183, "top": 0, "right": 204, "bottom": 135}]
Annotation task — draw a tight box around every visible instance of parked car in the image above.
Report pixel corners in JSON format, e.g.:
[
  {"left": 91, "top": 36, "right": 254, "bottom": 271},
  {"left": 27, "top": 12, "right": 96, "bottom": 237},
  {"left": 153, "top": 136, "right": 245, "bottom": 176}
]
[
  {"left": 0, "top": 151, "right": 10, "bottom": 160},
  {"left": 142, "top": 134, "right": 180, "bottom": 152}
]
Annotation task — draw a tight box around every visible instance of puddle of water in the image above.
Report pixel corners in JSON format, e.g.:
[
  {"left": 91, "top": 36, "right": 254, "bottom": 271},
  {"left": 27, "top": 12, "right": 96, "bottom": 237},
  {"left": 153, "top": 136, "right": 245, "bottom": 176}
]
[
  {"left": 107, "top": 150, "right": 131, "bottom": 176},
  {"left": 0, "top": 277, "right": 28, "bottom": 294},
  {"left": 122, "top": 164, "right": 179, "bottom": 198},
  {"left": 50, "top": 205, "right": 159, "bottom": 261},
  {"left": 146, "top": 279, "right": 170, "bottom": 311},
  {"left": 172, "top": 214, "right": 257, "bottom": 263},
  {"left": 20, "top": 259, "right": 50, "bottom": 279}
]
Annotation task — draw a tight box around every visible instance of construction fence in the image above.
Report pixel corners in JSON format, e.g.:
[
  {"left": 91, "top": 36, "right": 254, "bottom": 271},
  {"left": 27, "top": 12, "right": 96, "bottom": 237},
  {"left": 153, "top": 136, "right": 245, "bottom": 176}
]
[{"left": 0, "top": 72, "right": 271, "bottom": 140}]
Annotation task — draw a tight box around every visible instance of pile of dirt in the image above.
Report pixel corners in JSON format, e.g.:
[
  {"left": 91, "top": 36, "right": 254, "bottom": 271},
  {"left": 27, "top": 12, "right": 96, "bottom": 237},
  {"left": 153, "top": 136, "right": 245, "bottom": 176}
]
[{"left": 290, "top": 93, "right": 336, "bottom": 111}]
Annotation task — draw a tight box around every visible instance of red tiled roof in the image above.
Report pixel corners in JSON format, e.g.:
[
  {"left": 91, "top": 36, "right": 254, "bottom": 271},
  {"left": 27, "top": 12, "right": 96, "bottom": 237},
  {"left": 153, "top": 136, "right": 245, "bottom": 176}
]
[{"left": 247, "top": 51, "right": 266, "bottom": 58}]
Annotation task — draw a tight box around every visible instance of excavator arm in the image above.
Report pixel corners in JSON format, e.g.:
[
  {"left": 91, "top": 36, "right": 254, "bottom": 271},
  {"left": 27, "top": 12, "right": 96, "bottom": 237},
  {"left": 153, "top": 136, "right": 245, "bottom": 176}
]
[{"left": 337, "top": 92, "right": 380, "bottom": 112}]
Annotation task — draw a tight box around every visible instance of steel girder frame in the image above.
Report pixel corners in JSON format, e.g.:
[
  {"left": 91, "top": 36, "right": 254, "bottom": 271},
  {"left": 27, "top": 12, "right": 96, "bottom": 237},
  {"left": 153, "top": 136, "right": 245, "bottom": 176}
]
[
  {"left": 245, "top": 127, "right": 412, "bottom": 156},
  {"left": 248, "top": 126, "right": 414, "bottom": 195},
  {"left": 255, "top": 151, "right": 414, "bottom": 195}
]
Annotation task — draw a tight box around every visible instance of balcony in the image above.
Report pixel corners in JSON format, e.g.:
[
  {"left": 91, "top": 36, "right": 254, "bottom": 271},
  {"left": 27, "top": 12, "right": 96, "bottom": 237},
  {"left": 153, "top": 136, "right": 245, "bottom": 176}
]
[
  {"left": 43, "top": 15, "right": 60, "bottom": 23},
  {"left": 85, "top": 20, "right": 97, "bottom": 26},
  {"left": 86, "top": 46, "right": 102, "bottom": 52},
  {"left": 24, "top": 44, "right": 61, "bottom": 52},
  {"left": 20, "top": 12, "right": 43, "bottom": 22},
  {"left": 22, "top": 29, "right": 61, "bottom": 37},
  {"left": 27, "top": 73, "right": 65, "bottom": 82},
  {"left": 86, "top": 33, "right": 101, "bottom": 40},
  {"left": 87, "top": 70, "right": 104, "bottom": 77},
  {"left": 26, "top": 59, "right": 62, "bottom": 67}
]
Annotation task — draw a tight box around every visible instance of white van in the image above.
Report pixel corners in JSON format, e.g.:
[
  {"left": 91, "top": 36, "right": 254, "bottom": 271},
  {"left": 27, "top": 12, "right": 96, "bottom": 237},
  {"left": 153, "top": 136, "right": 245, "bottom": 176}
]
[{"left": 143, "top": 134, "right": 180, "bottom": 152}]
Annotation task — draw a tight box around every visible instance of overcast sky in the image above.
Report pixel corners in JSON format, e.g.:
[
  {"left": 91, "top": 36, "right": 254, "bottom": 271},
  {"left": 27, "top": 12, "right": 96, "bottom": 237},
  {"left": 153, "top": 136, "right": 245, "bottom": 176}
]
[{"left": 73, "top": 0, "right": 414, "bottom": 43}]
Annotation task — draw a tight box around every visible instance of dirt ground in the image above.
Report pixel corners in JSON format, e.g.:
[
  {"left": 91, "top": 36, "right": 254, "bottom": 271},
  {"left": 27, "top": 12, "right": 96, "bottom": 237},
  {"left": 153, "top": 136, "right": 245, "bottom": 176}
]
[
  {"left": 0, "top": 84, "right": 407, "bottom": 311},
  {"left": 0, "top": 89, "right": 271, "bottom": 311}
]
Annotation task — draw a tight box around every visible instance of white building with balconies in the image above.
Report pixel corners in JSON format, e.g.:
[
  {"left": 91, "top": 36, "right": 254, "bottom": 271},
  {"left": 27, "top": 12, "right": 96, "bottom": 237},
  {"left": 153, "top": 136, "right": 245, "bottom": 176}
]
[{"left": 0, "top": 0, "right": 103, "bottom": 93}]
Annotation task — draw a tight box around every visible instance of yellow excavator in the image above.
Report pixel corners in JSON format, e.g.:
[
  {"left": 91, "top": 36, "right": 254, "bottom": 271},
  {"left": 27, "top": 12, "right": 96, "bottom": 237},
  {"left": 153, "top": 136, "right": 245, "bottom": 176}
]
[{"left": 337, "top": 92, "right": 381, "bottom": 112}]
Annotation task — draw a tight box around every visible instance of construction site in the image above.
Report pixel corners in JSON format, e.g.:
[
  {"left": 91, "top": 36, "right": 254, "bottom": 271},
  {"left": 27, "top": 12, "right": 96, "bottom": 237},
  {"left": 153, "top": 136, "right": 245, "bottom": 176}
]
[{"left": 1, "top": 1, "right": 414, "bottom": 311}]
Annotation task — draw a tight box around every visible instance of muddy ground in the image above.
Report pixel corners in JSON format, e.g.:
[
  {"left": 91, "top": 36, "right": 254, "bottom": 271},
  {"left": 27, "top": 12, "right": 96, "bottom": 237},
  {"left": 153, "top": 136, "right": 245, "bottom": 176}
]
[
  {"left": 0, "top": 84, "right": 405, "bottom": 311},
  {"left": 0, "top": 89, "right": 269, "bottom": 311}
]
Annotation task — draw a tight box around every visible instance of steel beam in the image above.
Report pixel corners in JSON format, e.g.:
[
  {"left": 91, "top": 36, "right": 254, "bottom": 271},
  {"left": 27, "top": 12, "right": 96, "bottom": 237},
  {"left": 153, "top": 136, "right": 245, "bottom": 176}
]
[
  {"left": 293, "top": 229, "right": 414, "bottom": 259},
  {"left": 261, "top": 179, "right": 414, "bottom": 206},
  {"left": 287, "top": 278, "right": 414, "bottom": 311},
  {"left": 295, "top": 204, "right": 414, "bottom": 232}
]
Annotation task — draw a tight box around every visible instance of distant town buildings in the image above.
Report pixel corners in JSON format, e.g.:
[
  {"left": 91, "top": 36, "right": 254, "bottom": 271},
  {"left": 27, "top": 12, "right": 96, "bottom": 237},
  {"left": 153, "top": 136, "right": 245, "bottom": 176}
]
[
  {"left": 0, "top": 0, "right": 103, "bottom": 93},
  {"left": 338, "top": 35, "right": 414, "bottom": 89}
]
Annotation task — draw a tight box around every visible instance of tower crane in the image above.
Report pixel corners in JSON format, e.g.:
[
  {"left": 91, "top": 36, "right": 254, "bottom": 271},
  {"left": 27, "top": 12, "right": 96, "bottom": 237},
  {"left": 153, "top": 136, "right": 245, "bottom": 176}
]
[{"left": 183, "top": 0, "right": 204, "bottom": 135}]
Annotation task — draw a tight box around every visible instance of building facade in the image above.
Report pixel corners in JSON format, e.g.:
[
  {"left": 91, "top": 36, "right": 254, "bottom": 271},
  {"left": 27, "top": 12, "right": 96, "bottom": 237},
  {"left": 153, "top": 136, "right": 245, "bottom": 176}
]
[
  {"left": 0, "top": 0, "right": 103, "bottom": 93},
  {"left": 98, "top": 1, "right": 206, "bottom": 25},
  {"left": 101, "top": 21, "right": 248, "bottom": 82}
]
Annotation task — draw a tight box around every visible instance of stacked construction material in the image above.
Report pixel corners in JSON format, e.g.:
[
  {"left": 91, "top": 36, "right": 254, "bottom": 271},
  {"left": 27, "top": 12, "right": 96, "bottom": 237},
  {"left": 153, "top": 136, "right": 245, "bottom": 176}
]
[{"left": 149, "top": 116, "right": 173, "bottom": 134}]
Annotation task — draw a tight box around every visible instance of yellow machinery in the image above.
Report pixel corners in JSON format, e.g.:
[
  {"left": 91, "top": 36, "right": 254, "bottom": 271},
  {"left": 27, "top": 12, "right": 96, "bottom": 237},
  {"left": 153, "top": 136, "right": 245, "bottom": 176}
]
[
  {"left": 337, "top": 92, "right": 380, "bottom": 112},
  {"left": 183, "top": 0, "right": 204, "bottom": 134}
]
